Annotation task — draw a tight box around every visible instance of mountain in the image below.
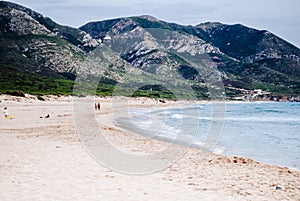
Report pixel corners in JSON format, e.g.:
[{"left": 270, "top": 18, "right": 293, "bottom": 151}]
[
  {"left": 0, "top": 1, "right": 128, "bottom": 95},
  {"left": 1, "top": 1, "right": 299, "bottom": 100},
  {"left": 0, "top": 1, "right": 101, "bottom": 78},
  {"left": 196, "top": 22, "right": 300, "bottom": 81},
  {"left": 80, "top": 15, "right": 300, "bottom": 99}
]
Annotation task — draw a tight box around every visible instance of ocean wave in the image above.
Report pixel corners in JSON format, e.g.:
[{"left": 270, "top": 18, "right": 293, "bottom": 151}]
[{"left": 170, "top": 114, "right": 183, "bottom": 119}]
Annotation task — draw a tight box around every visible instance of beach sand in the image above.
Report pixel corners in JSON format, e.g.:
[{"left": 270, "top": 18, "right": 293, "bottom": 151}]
[{"left": 0, "top": 95, "right": 299, "bottom": 201}]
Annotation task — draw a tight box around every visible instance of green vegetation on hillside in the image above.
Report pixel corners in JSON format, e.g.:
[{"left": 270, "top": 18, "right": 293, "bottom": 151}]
[
  {"left": 0, "top": 65, "right": 73, "bottom": 95},
  {"left": 0, "top": 65, "right": 181, "bottom": 99},
  {"left": 0, "top": 65, "right": 116, "bottom": 96}
]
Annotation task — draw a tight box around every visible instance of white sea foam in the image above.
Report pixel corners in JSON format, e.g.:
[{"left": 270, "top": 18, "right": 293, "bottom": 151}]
[
  {"left": 170, "top": 114, "right": 183, "bottom": 119},
  {"left": 212, "top": 146, "right": 226, "bottom": 154}
]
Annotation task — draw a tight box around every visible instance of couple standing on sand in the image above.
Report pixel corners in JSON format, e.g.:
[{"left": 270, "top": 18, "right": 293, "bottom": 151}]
[
  {"left": 3, "top": 107, "right": 9, "bottom": 118},
  {"left": 95, "top": 103, "right": 101, "bottom": 111}
]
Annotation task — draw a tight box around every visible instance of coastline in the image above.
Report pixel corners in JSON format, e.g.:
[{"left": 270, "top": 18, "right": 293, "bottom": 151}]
[{"left": 0, "top": 94, "right": 299, "bottom": 200}]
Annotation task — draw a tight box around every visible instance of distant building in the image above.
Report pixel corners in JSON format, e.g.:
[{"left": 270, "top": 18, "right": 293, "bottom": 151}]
[
  {"left": 103, "top": 35, "right": 112, "bottom": 41},
  {"left": 254, "top": 89, "right": 262, "bottom": 94}
]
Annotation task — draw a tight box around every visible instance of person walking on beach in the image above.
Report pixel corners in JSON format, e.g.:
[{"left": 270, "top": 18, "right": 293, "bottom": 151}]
[
  {"left": 97, "top": 103, "right": 101, "bottom": 111},
  {"left": 3, "top": 107, "right": 9, "bottom": 118}
]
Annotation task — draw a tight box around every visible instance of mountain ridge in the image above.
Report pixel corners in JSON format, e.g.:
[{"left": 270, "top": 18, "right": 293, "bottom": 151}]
[{"left": 1, "top": 1, "right": 299, "bottom": 100}]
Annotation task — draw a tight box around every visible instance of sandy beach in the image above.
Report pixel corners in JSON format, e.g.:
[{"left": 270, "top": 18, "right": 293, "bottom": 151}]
[{"left": 0, "top": 94, "right": 299, "bottom": 201}]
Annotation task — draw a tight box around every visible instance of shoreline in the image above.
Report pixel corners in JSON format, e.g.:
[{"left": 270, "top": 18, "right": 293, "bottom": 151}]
[
  {"left": 1, "top": 93, "right": 299, "bottom": 104},
  {"left": 1, "top": 94, "right": 299, "bottom": 200},
  {"left": 1, "top": 94, "right": 299, "bottom": 168},
  {"left": 1, "top": 94, "right": 299, "bottom": 166}
]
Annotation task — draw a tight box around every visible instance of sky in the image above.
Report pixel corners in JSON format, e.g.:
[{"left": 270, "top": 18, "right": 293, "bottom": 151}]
[{"left": 5, "top": 0, "right": 300, "bottom": 47}]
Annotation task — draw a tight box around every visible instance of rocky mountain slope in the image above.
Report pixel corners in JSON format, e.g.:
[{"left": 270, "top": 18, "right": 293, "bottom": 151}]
[
  {"left": 1, "top": 1, "right": 299, "bottom": 100},
  {"left": 80, "top": 15, "right": 300, "bottom": 99},
  {"left": 0, "top": 1, "right": 134, "bottom": 96},
  {"left": 0, "top": 1, "right": 102, "bottom": 78}
]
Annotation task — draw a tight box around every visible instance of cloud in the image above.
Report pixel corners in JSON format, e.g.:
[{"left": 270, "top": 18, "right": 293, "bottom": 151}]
[
  {"left": 27, "top": 1, "right": 219, "bottom": 27},
  {"left": 40, "top": 4, "right": 137, "bottom": 26}
]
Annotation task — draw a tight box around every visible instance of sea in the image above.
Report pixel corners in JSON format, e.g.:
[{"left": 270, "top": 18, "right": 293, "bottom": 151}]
[{"left": 115, "top": 102, "right": 300, "bottom": 170}]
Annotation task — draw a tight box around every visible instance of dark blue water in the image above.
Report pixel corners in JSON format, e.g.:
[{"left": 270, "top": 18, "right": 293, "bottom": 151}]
[{"left": 118, "top": 102, "right": 300, "bottom": 169}]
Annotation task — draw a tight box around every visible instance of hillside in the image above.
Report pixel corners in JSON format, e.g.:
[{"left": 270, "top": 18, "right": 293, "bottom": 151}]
[
  {"left": 81, "top": 16, "right": 300, "bottom": 99},
  {"left": 1, "top": 1, "right": 299, "bottom": 100}
]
